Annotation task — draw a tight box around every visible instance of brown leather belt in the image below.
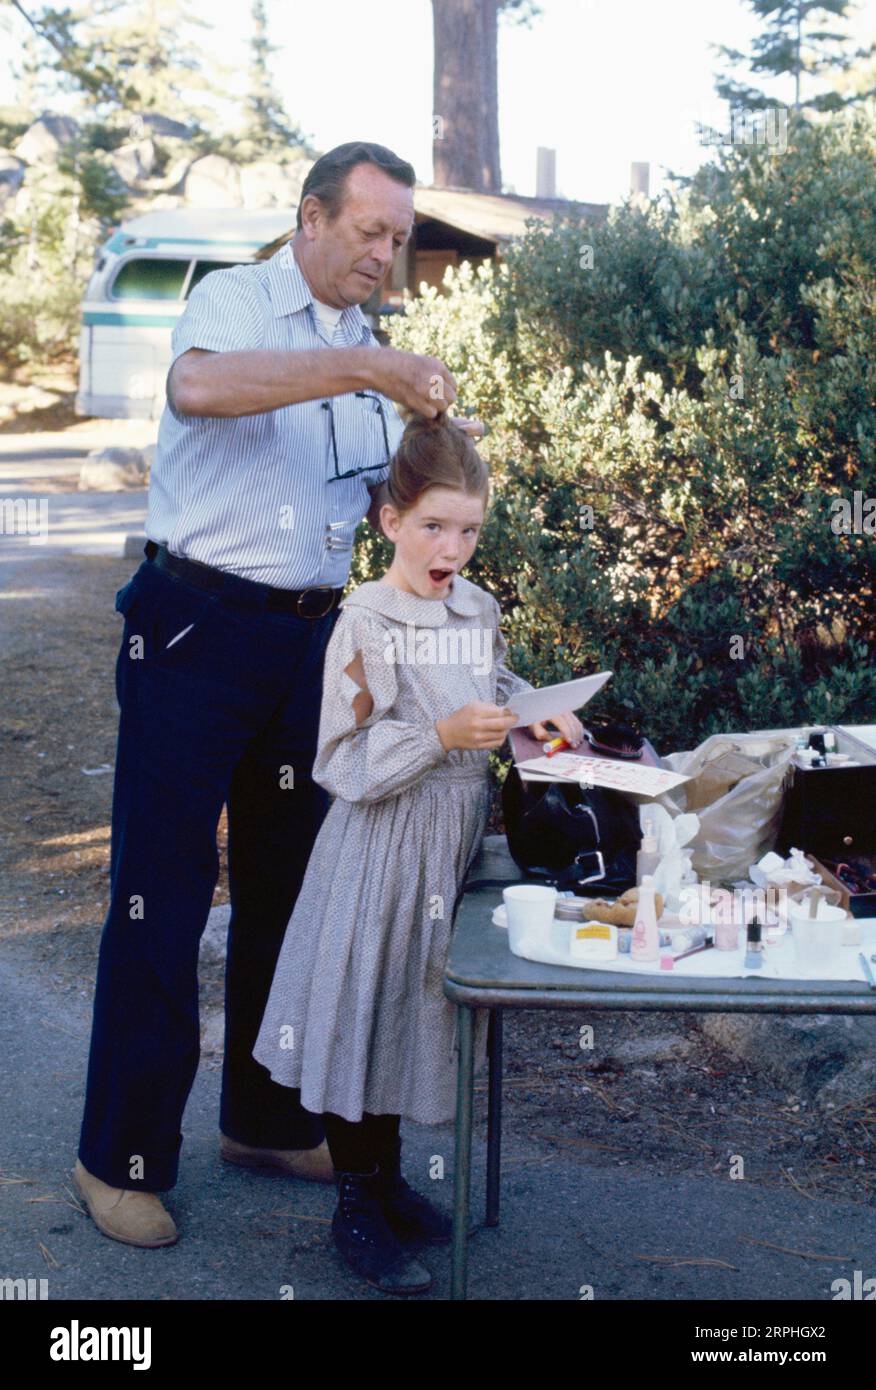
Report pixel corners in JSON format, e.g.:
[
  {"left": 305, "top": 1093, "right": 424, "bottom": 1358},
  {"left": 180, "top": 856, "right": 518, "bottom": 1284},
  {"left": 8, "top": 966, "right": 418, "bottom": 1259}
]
[{"left": 145, "top": 541, "right": 344, "bottom": 619}]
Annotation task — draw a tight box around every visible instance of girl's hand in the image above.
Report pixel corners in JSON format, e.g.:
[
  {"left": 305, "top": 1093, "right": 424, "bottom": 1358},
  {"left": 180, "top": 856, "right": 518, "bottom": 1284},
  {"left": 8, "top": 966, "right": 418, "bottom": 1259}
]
[
  {"left": 448, "top": 415, "right": 487, "bottom": 439},
  {"left": 528, "top": 711, "right": 586, "bottom": 748},
  {"left": 436, "top": 701, "right": 518, "bottom": 752}
]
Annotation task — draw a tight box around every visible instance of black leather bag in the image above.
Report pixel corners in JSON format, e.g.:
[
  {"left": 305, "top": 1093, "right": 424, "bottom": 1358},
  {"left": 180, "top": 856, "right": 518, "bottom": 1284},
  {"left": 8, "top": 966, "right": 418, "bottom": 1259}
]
[{"left": 501, "top": 763, "right": 641, "bottom": 896}]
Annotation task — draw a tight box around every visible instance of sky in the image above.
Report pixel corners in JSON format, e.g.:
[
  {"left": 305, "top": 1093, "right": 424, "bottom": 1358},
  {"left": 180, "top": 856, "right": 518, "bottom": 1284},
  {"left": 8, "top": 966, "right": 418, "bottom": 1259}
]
[{"left": 2, "top": 0, "right": 875, "bottom": 205}]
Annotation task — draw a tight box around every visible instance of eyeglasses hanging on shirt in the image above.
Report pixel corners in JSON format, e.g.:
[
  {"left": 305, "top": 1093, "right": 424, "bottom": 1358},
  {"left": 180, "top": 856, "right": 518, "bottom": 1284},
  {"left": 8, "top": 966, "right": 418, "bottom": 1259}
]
[{"left": 322, "top": 393, "right": 392, "bottom": 483}]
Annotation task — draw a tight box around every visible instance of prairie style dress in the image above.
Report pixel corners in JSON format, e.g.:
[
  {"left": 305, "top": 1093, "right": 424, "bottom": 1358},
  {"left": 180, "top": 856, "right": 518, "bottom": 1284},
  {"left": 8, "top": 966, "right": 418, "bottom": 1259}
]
[{"left": 253, "top": 573, "right": 533, "bottom": 1123}]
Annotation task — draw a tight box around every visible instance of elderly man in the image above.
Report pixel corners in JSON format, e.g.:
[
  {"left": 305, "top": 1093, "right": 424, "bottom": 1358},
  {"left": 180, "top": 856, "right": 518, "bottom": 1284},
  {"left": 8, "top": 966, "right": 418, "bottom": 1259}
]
[{"left": 73, "top": 141, "right": 480, "bottom": 1248}]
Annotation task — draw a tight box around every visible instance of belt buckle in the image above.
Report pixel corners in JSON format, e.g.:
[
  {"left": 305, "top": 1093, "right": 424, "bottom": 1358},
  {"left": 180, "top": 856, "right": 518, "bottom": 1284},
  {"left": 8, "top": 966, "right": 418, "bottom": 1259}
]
[{"left": 296, "top": 587, "right": 336, "bottom": 619}]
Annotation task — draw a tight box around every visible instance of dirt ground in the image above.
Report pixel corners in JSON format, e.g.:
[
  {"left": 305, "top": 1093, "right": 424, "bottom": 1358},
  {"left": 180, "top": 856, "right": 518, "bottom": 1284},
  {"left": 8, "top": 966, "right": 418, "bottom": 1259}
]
[
  {"left": 2, "top": 538, "right": 874, "bottom": 1215},
  {"left": 0, "top": 547, "right": 233, "bottom": 999},
  {"left": 0, "top": 362, "right": 82, "bottom": 435}
]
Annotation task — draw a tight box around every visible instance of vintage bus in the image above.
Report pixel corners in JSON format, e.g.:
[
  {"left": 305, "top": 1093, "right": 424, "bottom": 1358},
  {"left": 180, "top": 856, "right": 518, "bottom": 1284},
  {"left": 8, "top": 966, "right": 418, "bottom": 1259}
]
[{"left": 75, "top": 207, "right": 299, "bottom": 419}]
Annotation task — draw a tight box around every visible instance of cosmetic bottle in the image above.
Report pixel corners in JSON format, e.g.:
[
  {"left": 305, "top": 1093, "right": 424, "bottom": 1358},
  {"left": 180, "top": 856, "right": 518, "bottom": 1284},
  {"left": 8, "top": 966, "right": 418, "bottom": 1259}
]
[
  {"left": 744, "top": 915, "right": 764, "bottom": 969},
  {"left": 630, "top": 875, "right": 660, "bottom": 963},
  {"left": 715, "top": 910, "right": 740, "bottom": 951},
  {"left": 636, "top": 819, "right": 660, "bottom": 885}
]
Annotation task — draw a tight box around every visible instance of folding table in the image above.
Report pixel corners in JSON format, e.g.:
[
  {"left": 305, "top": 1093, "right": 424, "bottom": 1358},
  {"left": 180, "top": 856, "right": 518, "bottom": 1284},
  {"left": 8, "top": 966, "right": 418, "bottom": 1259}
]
[{"left": 444, "top": 837, "right": 876, "bottom": 1300}]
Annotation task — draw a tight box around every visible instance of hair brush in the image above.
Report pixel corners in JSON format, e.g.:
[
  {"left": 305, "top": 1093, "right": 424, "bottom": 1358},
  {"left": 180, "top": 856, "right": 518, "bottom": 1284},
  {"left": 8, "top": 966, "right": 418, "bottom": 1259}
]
[{"left": 583, "top": 716, "right": 645, "bottom": 760}]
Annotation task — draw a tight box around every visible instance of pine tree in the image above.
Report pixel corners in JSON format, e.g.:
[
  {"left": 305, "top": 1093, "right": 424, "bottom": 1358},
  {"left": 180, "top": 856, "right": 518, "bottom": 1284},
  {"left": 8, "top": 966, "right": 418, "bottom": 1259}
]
[
  {"left": 712, "top": 0, "right": 876, "bottom": 115},
  {"left": 14, "top": 29, "right": 44, "bottom": 114},
  {"left": 4, "top": 0, "right": 224, "bottom": 124},
  {"left": 431, "top": 0, "right": 541, "bottom": 193},
  {"left": 240, "top": 0, "right": 309, "bottom": 158},
  {"left": 71, "top": 0, "right": 221, "bottom": 126}
]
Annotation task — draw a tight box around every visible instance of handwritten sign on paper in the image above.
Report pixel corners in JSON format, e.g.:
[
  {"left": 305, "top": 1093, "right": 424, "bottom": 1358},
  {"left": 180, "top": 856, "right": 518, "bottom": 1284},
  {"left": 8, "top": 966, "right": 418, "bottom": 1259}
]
[{"left": 514, "top": 753, "right": 690, "bottom": 797}]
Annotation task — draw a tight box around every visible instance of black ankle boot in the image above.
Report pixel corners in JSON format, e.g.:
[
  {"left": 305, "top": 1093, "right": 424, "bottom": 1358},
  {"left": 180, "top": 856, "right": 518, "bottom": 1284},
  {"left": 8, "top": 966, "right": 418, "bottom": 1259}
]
[
  {"left": 372, "top": 1139, "right": 453, "bottom": 1246},
  {"left": 331, "top": 1168, "right": 433, "bottom": 1294}
]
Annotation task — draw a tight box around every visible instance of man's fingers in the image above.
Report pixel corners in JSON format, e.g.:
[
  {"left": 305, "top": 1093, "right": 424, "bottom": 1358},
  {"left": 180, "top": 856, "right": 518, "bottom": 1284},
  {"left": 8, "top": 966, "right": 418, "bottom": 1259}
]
[{"left": 434, "top": 365, "right": 457, "bottom": 408}]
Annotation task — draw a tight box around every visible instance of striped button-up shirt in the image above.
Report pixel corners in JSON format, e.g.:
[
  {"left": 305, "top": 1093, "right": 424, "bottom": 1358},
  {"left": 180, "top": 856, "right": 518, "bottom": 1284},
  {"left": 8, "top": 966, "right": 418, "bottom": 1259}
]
[{"left": 146, "top": 240, "right": 404, "bottom": 588}]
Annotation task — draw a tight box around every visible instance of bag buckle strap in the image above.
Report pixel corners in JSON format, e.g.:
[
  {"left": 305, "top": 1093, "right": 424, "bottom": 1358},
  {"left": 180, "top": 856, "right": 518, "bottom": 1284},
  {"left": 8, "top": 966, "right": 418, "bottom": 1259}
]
[{"left": 574, "top": 849, "right": 605, "bottom": 885}]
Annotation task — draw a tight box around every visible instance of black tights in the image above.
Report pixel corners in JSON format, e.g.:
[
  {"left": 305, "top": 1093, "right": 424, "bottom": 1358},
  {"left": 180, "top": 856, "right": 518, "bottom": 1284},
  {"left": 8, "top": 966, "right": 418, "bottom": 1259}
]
[{"left": 322, "top": 1111, "right": 400, "bottom": 1174}]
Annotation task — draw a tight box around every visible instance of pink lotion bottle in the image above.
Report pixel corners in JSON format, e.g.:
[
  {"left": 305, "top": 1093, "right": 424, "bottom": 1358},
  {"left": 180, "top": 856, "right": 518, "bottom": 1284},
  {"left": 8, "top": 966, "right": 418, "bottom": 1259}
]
[{"left": 631, "top": 875, "right": 660, "bottom": 963}]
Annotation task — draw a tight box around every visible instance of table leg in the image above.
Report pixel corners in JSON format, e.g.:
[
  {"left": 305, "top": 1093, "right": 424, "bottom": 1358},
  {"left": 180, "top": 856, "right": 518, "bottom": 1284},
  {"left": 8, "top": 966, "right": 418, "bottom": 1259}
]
[
  {"left": 486, "top": 1006, "right": 502, "bottom": 1226},
  {"left": 451, "top": 1002, "right": 474, "bottom": 1301}
]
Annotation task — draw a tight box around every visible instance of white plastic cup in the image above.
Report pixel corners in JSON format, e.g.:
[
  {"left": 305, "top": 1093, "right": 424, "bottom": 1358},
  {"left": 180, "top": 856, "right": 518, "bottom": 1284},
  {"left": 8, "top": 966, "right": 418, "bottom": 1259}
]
[
  {"left": 788, "top": 902, "right": 847, "bottom": 974},
  {"left": 502, "top": 884, "right": 557, "bottom": 952}
]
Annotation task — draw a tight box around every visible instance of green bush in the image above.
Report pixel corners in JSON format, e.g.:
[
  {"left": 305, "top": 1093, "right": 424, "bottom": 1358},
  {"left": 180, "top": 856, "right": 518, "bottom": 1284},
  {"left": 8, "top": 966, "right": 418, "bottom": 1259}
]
[
  {"left": 0, "top": 146, "right": 128, "bottom": 373},
  {"left": 352, "top": 107, "right": 876, "bottom": 752},
  {"left": 0, "top": 276, "right": 83, "bottom": 367}
]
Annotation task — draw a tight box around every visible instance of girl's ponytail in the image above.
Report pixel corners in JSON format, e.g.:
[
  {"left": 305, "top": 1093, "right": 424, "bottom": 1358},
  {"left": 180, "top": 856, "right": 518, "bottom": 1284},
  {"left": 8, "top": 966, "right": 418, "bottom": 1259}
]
[{"left": 387, "top": 410, "right": 489, "bottom": 513}]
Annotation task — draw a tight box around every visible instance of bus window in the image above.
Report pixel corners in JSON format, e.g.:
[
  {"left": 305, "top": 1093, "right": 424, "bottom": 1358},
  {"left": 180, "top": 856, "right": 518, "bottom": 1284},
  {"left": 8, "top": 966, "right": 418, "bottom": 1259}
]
[
  {"left": 110, "top": 258, "right": 192, "bottom": 300},
  {"left": 186, "top": 261, "right": 240, "bottom": 296}
]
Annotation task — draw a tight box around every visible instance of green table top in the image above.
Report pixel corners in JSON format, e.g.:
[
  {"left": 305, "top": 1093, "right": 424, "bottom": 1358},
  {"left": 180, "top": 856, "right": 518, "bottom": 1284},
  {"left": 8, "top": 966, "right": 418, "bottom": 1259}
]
[{"left": 444, "top": 838, "right": 876, "bottom": 1015}]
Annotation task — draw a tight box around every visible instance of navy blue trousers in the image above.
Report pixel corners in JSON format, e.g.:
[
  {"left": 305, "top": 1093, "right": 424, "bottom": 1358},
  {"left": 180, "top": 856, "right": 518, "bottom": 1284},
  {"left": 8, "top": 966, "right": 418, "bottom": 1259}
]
[{"left": 77, "top": 548, "right": 340, "bottom": 1191}]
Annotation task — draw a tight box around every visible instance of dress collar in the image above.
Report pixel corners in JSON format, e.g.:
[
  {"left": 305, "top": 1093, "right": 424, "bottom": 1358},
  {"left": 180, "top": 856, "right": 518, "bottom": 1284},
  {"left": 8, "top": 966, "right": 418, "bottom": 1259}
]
[
  {"left": 265, "top": 240, "right": 368, "bottom": 341},
  {"left": 342, "top": 573, "right": 488, "bottom": 627}
]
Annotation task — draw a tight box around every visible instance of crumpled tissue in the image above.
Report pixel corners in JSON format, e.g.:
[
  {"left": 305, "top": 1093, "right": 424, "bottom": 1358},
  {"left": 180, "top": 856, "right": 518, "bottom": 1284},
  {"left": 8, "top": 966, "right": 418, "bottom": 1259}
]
[
  {"left": 640, "top": 804, "right": 700, "bottom": 913},
  {"left": 748, "top": 848, "right": 821, "bottom": 890}
]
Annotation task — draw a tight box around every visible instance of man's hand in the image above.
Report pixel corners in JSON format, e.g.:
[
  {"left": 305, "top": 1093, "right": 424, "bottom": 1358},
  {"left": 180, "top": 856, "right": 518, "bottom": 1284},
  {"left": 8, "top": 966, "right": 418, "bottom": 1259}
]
[{"left": 370, "top": 346, "right": 457, "bottom": 417}]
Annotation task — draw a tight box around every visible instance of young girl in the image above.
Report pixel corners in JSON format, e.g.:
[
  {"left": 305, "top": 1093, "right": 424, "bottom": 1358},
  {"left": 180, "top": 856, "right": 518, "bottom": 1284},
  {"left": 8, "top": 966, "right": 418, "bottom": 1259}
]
[{"left": 253, "top": 412, "right": 583, "bottom": 1295}]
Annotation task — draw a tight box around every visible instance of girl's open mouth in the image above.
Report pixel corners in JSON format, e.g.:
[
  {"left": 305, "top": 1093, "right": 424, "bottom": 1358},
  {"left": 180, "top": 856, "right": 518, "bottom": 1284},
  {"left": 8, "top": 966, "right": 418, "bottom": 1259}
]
[{"left": 428, "top": 568, "right": 453, "bottom": 587}]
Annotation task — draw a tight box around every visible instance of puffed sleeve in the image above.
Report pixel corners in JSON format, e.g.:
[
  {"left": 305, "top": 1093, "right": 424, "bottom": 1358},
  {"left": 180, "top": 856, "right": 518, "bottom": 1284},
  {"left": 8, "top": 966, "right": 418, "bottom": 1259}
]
[
  {"left": 313, "top": 609, "right": 449, "bottom": 805},
  {"left": 487, "top": 594, "right": 535, "bottom": 707}
]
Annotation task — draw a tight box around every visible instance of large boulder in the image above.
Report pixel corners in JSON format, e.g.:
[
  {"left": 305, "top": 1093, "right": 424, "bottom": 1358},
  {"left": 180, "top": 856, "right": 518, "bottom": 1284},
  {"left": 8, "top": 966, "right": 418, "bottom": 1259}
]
[
  {"left": 15, "top": 113, "right": 79, "bottom": 165},
  {"left": 79, "top": 447, "right": 149, "bottom": 492},
  {"left": 183, "top": 154, "right": 242, "bottom": 207},
  {"left": 111, "top": 138, "right": 157, "bottom": 187},
  {"left": 140, "top": 192, "right": 186, "bottom": 212},
  {"left": 0, "top": 152, "right": 25, "bottom": 210},
  {"left": 136, "top": 149, "right": 192, "bottom": 197},
  {"left": 133, "top": 113, "right": 193, "bottom": 141},
  {"left": 239, "top": 160, "right": 287, "bottom": 209},
  {"left": 696, "top": 1011, "right": 876, "bottom": 1105},
  {"left": 240, "top": 158, "right": 308, "bottom": 209},
  {"left": 123, "top": 533, "right": 149, "bottom": 559},
  {"left": 282, "top": 155, "right": 313, "bottom": 198}
]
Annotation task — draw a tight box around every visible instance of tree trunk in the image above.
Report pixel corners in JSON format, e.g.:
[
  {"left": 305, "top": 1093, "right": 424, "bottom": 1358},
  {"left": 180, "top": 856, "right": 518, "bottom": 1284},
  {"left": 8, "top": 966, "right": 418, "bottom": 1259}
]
[{"left": 432, "top": 0, "right": 501, "bottom": 191}]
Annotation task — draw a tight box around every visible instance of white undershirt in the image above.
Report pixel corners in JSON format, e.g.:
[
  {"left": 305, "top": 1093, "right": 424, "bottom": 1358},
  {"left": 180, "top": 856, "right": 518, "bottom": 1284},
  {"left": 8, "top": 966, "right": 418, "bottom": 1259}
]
[{"left": 311, "top": 296, "right": 344, "bottom": 342}]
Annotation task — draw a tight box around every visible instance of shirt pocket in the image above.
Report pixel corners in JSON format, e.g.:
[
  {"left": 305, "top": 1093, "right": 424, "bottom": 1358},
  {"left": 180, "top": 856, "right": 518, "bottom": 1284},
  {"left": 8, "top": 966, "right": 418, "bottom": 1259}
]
[{"left": 329, "top": 391, "right": 390, "bottom": 482}]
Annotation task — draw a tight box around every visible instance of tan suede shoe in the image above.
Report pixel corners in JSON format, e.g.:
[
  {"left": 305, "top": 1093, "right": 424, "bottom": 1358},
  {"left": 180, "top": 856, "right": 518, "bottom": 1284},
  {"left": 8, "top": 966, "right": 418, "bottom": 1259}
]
[
  {"left": 219, "top": 1132, "right": 335, "bottom": 1182},
  {"left": 72, "top": 1159, "right": 179, "bottom": 1248}
]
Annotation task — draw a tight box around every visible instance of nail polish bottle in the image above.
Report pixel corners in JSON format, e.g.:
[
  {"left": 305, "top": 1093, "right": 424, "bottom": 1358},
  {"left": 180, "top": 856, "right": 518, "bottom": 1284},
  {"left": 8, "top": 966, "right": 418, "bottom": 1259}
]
[{"left": 744, "top": 915, "right": 764, "bottom": 969}]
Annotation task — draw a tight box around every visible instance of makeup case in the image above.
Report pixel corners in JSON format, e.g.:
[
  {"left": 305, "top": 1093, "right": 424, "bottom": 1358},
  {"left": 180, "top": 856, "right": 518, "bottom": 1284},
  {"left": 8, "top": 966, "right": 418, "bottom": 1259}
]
[{"left": 776, "top": 725, "right": 876, "bottom": 918}]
